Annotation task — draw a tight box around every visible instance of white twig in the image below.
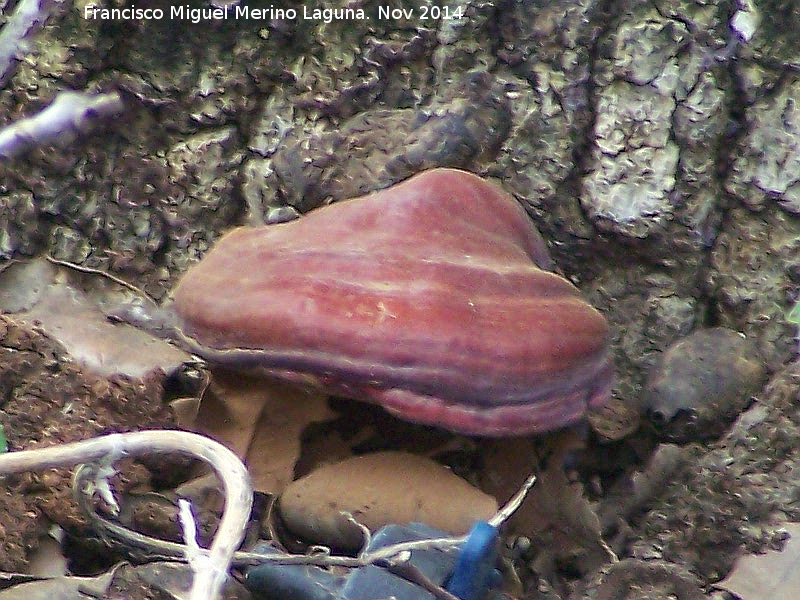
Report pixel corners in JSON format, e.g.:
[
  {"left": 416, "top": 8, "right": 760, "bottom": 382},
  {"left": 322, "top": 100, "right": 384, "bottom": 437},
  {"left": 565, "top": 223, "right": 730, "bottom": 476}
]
[
  {"left": 488, "top": 473, "right": 536, "bottom": 527},
  {"left": 178, "top": 497, "right": 229, "bottom": 600},
  {"left": 90, "top": 451, "right": 122, "bottom": 516},
  {"left": 0, "top": 90, "right": 124, "bottom": 159},
  {"left": 44, "top": 255, "right": 159, "bottom": 305},
  {"left": 76, "top": 462, "right": 538, "bottom": 569},
  {"left": 0, "top": 430, "right": 253, "bottom": 600},
  {"left": 179, "top": 498, "right": 201, "bottom": 557},
  {"left": 0, "top": 0, "right": 70, "bottom": 88}
]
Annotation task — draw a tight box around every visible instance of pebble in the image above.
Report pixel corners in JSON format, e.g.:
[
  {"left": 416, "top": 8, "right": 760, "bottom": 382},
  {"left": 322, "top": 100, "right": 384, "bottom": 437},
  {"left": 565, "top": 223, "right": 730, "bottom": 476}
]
[
  {"left": 278, "top": 451, "right": 497, "bottom": 551},
  {"left": 644, "top": 328, "right": 766, "bottom": 442}
]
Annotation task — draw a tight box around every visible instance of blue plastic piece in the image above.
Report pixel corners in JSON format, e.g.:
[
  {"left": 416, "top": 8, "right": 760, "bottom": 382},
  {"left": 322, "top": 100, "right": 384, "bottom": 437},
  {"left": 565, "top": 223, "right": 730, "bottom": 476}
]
[
  {"left": 245, "top": 545, "right": 343, "bottom": 600},
  {"left": 244, "top": 522, "right": 500, "bottom": 600},
  {"left": 445, "top": 521, "right": 499, "bottom": 600},
  {"left": 342, "top": 523, "right": 456, "bottom": 600}
]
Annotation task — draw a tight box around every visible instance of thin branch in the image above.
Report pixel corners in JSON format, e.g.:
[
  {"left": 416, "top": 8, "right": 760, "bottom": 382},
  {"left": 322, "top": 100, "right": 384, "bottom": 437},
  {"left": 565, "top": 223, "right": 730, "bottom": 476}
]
[
  {"left": 0, "top": 90, "right": 124, "bottom": 160},
  {"left": 44, "top": 255, "right": 159, "bottom": 305},
  {"left": 379, "top": 558, "right": 464, "bottom": 600},
  {"left": 488, "top": 473, "right": 536, "bottom": 527},
  {"left": 0, "top": 430, "right": 253, "bottom": 600},
  {"left": 75, "top": 462, "right": 537, "bottom": 569}
]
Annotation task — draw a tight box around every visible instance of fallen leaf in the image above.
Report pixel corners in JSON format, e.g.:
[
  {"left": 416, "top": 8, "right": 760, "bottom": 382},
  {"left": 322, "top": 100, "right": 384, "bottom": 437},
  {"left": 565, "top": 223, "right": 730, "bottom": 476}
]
[
  {"left": 26, "top": 530, "right": 67, "bottom": 578},
  {"left": 0, "top": 561, "right": 247, "bottom": 600},
  {"left": 478, "top": 433, "right": 611, "bottom": 578},
  {"left": 0, "top": 259, "right": 190, "bottom": 378},
  {"left": 0, "top": 566, "right": 117, "bottom": 600},
  {"left": 195, "top": 370, "right": 336, "bottom": 493}
]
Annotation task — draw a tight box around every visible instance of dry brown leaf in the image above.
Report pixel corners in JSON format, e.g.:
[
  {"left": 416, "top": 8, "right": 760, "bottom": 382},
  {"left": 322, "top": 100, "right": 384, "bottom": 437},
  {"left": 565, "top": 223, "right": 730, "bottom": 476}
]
[
  {"left": 0, "top": 568, "right": 117, "bottom": 600},
  {"left": 195, "top": 370, "right": 336, "bottom": 493},
  {"left": 169, "top": 397, "right": 202, "bottom": 429},
  {"left": 479, "top": 433, "right": 611, "bottom": 578},
  {"left": 26, "top": 532, "right": 68, "bottom": 578},
  {"left": 0, "top": 259, "right": 190, "bottom": 378},
  {"left": 720, "top": 522, "right": 800, "bottom": 600},
  {"left": 194, "top": 369, "right": 270, "bottom": 458}
]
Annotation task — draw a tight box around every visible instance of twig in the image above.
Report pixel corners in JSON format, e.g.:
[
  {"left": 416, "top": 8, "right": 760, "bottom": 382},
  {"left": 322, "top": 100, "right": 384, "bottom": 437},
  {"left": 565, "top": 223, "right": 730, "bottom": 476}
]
[
  {"left": 488, "top": 473, "right": 536, "bottom": 527},
  {"left": 0, "top": 430, "right": 253, "bottom": 600},
  {"left": 44, "top": 255, "right": 159, "bottom": 305},
  {"left": 75, "top": 464, "right": 537, "bottom": 569},
  {"left": 0, "top": 0, "right": 69, "bottom": 88},
  {"left": 378, "top": 558, "right": 464, "bottom": 600},
  {"left": 179, "top": 497, "right": 233, "bottom": 592},
  {"left": 0, "top": 90, "right": 124, "bottom": 159}
]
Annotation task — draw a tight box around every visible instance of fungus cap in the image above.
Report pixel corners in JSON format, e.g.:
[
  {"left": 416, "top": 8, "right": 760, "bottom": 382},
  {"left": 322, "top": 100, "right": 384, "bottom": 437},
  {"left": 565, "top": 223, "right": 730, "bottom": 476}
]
[{"left": 172, "top": 168, "right": 613, "bottom": 436}]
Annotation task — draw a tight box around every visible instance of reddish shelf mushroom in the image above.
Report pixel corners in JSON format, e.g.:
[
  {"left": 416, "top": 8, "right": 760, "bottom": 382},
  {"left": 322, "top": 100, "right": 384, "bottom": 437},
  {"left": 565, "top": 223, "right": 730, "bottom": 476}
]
[{"left": 172, "top": 169, "right": 613, "bottom": 436}]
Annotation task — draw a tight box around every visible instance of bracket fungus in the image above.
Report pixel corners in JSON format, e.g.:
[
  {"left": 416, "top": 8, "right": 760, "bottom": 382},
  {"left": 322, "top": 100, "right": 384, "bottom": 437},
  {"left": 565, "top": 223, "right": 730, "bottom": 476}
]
[{"left": 172, "top": 169, "right": 613, "bottom": 436}]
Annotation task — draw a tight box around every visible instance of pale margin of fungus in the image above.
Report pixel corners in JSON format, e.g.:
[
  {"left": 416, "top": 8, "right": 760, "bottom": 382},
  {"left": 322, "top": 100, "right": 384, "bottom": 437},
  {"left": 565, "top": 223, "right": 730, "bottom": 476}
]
[{"left": 0, "top": 91, "right": 124, "bottom": 159}]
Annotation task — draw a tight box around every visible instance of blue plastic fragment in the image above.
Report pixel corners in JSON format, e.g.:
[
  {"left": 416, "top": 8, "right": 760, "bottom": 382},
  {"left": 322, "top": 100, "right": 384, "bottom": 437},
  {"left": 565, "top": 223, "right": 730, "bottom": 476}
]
[
  {"left": 445, "top": 521, "right": 499, "bottom": 600},
  {"left": 244, "top": 544, "right": 343, "bottom": 600},
  {"left": 342, "top": 523, "right": 456, "bottom": 600},
  {"left": 244, "top": 522, "right": 501, "bottom": 600}
]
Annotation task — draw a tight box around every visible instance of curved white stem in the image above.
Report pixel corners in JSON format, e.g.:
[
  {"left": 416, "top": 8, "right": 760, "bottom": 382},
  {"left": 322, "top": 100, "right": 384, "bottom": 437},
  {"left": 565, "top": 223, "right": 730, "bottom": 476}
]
[{"left": 0, "top": 430, "right": 253, "bottom": 600}]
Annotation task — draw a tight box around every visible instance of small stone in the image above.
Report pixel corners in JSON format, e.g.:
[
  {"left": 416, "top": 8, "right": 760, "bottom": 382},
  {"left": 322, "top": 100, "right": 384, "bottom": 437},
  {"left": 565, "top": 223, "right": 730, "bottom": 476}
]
[
  {"left": 265, "top": 205, "right": 300, "bottom": 224},
  {"left": 278, "top": 451, "right": 497, "bottom": 551},
  {"left": 587, "top": 395, "right": 641, "bottom": 442},
  {"left": 644, "top": 328, "right": 767, "bottom": 442},
  {"left": 573, "top": 558, "right": 704, "bottom": 600}
]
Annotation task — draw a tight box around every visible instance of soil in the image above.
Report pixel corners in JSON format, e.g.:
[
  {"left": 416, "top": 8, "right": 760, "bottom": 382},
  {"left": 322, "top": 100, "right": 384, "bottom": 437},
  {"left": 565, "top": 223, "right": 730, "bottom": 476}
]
[{"left": 0, "top": 314, "right": 175, "bottom": 572}]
